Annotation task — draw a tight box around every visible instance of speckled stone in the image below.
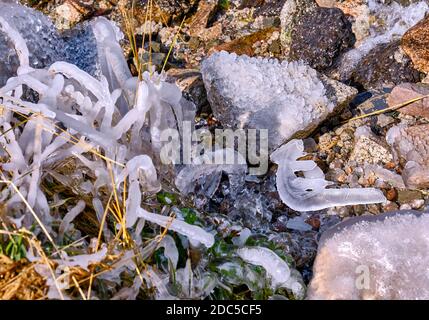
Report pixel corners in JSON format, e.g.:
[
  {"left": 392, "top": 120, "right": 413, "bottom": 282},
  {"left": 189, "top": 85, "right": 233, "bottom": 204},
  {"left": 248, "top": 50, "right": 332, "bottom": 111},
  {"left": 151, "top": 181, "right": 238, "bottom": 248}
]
[
  {"left": 289, "top": 6, "right": 355, "bottom": 71},
  {"left": 350, "top": 41, "right": 421, "bottom": 90},
  {"left": 402, "top": 16, "right": 429, "bottom": 74}
]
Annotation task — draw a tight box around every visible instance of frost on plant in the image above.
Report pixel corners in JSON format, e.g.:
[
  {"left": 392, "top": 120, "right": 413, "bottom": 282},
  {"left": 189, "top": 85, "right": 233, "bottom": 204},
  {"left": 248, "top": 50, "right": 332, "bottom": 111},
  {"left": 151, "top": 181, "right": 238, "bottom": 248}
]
[
  {"left": 237, "top": 246, "right": 305, "bottom": 299},
  {"left": 0, "top": 4, "right": 216, "bottom": 299},
  {"left": 271, "top": 140, "right": 386, "bottom": 212},
  {"left": 0, "top": 2, "right": 395, "bottom": 301}
]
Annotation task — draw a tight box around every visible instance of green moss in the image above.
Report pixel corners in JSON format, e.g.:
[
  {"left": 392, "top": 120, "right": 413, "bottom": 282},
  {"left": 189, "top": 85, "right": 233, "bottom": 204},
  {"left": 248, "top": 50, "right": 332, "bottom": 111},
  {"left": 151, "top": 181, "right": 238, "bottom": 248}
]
[{"left": 218, "top": 0, "right": 230, "bottom": 11}]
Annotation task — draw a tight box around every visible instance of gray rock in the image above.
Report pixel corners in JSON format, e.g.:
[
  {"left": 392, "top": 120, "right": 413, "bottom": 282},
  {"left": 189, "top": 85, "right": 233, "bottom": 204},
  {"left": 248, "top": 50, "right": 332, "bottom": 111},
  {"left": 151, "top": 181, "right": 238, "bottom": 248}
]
[
  {"left": 167, "top": 68, "right": 209, "bottom": 113},
  {"left": 280, "top": 0, "right": 318, "bottom": 52}
]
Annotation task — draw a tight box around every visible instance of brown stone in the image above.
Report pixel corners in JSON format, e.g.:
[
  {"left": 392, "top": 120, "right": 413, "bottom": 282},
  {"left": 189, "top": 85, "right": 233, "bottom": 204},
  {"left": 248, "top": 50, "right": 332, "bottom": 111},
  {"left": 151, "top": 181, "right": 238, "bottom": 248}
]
[
  {"left": 306, "top": 216, "right": 321, "bottom": 230},
  {"left": 54, "top": 1, "right": 85, "bottom": 29},
  {"left": 351, "top": 41, "right": 421, "bottom": 90},
  {"left": 386, "top": 188, "right": 398, "bottom": 202},
  {"left": 208, "top": 27, "right": 280, "bottom": 57},
  {"left": 387, "top": 82, "right": 429, "bottom": 118},
  {"left": 240, "top": 0, "right": 265, "bottom": 8},
  {"left": 166, "top": 68, "right": 208, "bottom": 112},
  {"left": 187, "top": 0, "right": 218, "bottom": 38},
  {"left": 316, "top": 0, "right": 366, "bottom": 17},
  {"left": 382, "top": 201, "right": 399, "bottom": 212},
  {"left": 402, "top": 16, "right": 429, "bottom": 74},
  {"left": 397, "top": 190, "right": 423, "bottom": 204}
]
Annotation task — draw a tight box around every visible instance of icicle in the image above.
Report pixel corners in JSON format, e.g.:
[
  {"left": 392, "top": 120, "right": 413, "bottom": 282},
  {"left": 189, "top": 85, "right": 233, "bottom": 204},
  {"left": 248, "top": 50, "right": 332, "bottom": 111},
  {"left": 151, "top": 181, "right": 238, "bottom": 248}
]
[
  {"left": 237, "top": 246, "right": 304, "bottom": 297},
  {"left": 137, "top": 208, "right": 215, "bottom": 248},
  {"left": 58, "top": 200, "right": 86, "bottom": 243}
]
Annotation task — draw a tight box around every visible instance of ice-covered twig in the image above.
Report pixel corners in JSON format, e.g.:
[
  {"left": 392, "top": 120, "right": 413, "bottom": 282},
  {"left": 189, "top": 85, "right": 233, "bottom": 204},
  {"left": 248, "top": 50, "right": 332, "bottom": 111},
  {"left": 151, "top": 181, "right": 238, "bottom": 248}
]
[
  {"left": 237, "top": 246, "right": 304, "bottom": 297},
  {"left": 137, "top": 208, "right": 215, "bottom": 248}
]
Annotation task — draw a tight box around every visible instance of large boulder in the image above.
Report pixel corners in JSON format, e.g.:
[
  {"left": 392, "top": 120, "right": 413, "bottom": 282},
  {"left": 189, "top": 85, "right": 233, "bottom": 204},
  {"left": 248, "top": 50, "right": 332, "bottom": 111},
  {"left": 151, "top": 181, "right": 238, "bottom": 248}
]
[{"left": 201, "top": 51, "right": 357, "bottom": 151}]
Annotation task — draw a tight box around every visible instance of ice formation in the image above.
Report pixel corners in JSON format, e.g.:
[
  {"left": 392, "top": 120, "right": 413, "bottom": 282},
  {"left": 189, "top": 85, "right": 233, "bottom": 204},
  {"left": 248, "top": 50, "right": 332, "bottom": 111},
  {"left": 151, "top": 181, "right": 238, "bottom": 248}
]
[
  {"left": 0, "top": 2, "right": 63, "bottom": 85},
  {"left": 137, "top": 208, "right": 215, "bottom": 248},
  {"left": 201, "top": 51, "right": 356, "bottom": 150},
  {"left": 175, "top": 148, "right": 247, "bottom": 197},
  {"left": 0, "top": 2, "right": 216, "bottom": 298},
  {"left": 0, "top": 1, "right": 104, "bottom": 86},
  {"left": 271, "top": 140, "right": 386, "bottom": 212},
  {"left": 308, "top": 211, "right": 429, "bottom": 300},
  {"left": 237, "top": 246, "right": 304, "bottom": 298},
  {"left": 334, "top": 0, "right": 429, "bottom": 81}
]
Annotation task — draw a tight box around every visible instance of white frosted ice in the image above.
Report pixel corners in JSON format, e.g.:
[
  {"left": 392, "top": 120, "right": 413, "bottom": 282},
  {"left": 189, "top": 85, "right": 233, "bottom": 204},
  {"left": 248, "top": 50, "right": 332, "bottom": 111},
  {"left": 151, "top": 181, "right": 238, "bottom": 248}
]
[
  {"left": 158, "top": 235, "right": 179, "bottom": 269},
  {"left": 0, "top": 4, "right": 221, "bottom": 296},
  {"left": 271, "top": 139, "right": 386, "bottom": 211},
  {"left": 58, "top": 200, "right": 86, "bottom": 243},
  {"left": 57, "top": 246, "right": 108, "bottom": 270},
  {"left": 308, "top": 211, "right": 429, "bottom": 300},
  {"left": 0, "top": 16, "right": 29, "bottom": 71}
]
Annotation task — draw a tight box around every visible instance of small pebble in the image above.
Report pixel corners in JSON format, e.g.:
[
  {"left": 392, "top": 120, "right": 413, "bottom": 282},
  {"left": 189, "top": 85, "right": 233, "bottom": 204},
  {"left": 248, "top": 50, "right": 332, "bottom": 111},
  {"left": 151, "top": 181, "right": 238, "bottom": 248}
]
[{"left": 400, "top": 204, "right": 413, "bottom": 210}]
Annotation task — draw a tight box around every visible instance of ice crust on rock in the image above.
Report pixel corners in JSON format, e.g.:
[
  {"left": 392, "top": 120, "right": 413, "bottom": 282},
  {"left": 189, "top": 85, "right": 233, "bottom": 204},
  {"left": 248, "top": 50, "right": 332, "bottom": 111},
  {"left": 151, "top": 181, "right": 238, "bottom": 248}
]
[
  {"left": 201, "top": 51, "right": 357, "bottom": 150},
  {"left": 271, "top": 140, "right": 386, "bottom": 212},
  {"left": 0, "top": 2, "right": 123, "bottom": 86},
  {"left": 0, "top": 2, "right": 64, "bottom": 85},
  {"left": 308, "top": 211, "right": 429, "bottom": 300},
  {"left": 333, "top": 0, "right": 429, "bottom": 81}
]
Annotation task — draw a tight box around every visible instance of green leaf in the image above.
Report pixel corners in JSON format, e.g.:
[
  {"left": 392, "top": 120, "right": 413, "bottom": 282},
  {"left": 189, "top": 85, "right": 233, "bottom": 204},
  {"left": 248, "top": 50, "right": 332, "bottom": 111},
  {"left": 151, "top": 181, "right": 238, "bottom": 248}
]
[
  {"left": 181, "top": 208, "right": 197, "bottom": 225},
  {"left": 157, "top": 192, "right": 178, "bottom": 205}
]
